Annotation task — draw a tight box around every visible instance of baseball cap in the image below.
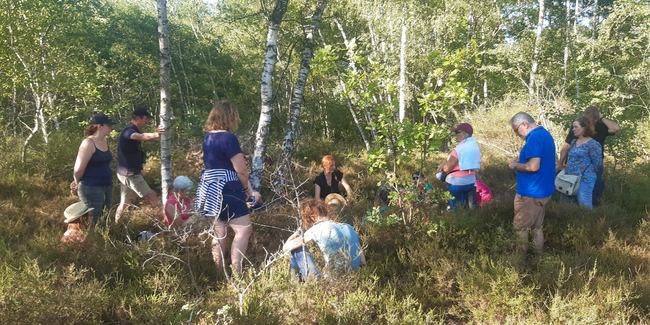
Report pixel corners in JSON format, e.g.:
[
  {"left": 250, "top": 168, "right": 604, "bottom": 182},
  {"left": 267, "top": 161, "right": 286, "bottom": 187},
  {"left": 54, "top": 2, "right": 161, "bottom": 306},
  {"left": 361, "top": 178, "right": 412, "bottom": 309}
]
[
  {"left": 132, "top": 107, "right": 154, "bottom": 118},
  {"left": 450, "top": 123, "right": 473, "bottom": 136},
  {"left": 89, "top": 113, "right": 118, "bottom": 125}
]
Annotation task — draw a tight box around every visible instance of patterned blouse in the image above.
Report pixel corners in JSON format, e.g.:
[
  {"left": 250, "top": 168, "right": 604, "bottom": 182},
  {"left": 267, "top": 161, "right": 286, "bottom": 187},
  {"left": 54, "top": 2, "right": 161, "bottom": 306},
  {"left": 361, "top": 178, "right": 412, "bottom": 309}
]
[{"left": 566, "top": 139, "right": 603, "bottom": 183}]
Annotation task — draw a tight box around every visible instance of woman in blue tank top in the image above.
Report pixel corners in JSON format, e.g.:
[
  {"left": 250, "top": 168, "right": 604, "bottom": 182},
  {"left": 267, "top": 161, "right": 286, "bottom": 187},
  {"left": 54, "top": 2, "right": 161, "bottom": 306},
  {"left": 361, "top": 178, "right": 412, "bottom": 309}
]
[{"left": 70, "top": 113, "right": 117, "bottom": 225}]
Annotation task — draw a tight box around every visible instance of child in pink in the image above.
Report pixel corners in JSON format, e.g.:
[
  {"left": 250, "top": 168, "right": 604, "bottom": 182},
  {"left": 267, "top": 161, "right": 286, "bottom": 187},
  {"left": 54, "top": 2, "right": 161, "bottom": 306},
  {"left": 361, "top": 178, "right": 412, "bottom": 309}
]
[{"left": 165, "top": 176, "right": 194, "bottom": 228}]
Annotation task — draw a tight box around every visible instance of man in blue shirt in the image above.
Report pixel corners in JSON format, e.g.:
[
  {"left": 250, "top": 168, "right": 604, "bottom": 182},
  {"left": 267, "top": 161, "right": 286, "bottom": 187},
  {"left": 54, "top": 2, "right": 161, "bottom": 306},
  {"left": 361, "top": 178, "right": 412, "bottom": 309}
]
[
  {"left": 508, "top": 112, "right": 556, "bottom": 265},
  {"left": 115, "top": 107, "right": 164, "bottom": 223}
]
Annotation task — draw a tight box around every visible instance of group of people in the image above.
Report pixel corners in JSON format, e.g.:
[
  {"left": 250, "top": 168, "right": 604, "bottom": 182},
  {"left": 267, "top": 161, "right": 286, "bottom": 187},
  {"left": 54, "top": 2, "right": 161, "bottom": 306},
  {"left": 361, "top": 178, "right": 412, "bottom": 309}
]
[
  {"left": 508, "top": 107, "right": 618, "bottom": 264},
  {"left": 62, "top": 100, "right": 619, "bottom": 275}
]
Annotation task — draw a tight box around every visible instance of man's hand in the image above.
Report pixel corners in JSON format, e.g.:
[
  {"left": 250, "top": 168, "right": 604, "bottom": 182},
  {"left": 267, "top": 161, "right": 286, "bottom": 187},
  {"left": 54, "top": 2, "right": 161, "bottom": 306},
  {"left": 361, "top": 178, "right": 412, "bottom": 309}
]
[
  {"left": 437, "top": 162, "right": 447, "bottom": 172},
  {"left": 70, "top": 180, "right": 79, "bottom": 190},
  {"left": 555, "top": 164, "right": 563, "bottom": 174},
  {"left": 156, "top": 125, "right": 164, "bottom": 136},
  {"left": 508, "top": 158, "right": 518, "bottom": 170}
]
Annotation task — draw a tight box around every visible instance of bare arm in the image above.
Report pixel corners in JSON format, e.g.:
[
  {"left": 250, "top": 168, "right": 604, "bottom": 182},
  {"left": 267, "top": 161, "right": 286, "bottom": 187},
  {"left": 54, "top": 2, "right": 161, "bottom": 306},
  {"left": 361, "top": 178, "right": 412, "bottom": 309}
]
[
  {"left": 130, "top": 126, "right": 164, "bottom": 141},
  {"left": 509, "top": 157, "right": 540, "bottom": 172},
  {"left": 438, "top": 155, "right": 458, "bottom": 173},
  {"left": 556, "top": 142, "right": 571, "bottom": 173},
  {"left": 231, "top": 153, "right": 251, "bottom": 200},
  {"left": 314, "top": 184, "right": 321, "bottom": 199},
  {"left": 71, "top": 139, "right": 95, "bottom": 189},
  {"left": 165, "top": 203, "right": 188, "bottom": 229},
  {"left": 600, "top": 116, "right": 620, "bottom": 135},
  {"left": 282, "top": 232, "right": 312, "bottom": 252},
  {"left": 340, "top": 176, "right": 352, "bottom": 197}
]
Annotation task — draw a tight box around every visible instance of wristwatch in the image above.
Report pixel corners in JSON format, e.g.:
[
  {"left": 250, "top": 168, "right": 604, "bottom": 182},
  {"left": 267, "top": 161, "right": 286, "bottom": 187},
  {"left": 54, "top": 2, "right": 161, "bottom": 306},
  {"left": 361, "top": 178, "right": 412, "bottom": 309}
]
[{"left": 513, "top": 162, "right": 518, "bottom": 170}]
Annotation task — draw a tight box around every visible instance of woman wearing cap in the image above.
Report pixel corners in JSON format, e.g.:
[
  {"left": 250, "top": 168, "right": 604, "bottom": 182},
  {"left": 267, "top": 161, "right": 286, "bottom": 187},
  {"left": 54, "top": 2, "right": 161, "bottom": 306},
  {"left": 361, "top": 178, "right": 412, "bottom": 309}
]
[
  {"left": 282, "top": 199, "right": 365, "bottom": 279},
  {"left": 437, "top": 123, "right": 482, "bottom": 210},
  {"left": 70, "top": 113, "right": 117, "bottom": 225},
  {"left": 165, "top": 176, "right": 195, "bottom": 229},
  {"left": 61, "top": 202, "right": 94, "bottom": 243},
  {"left": 314, "top": 155, "right": 353, "bottom": 201},
  {"left": 194, "top": 101, "right": 260, "bottom": 274}
]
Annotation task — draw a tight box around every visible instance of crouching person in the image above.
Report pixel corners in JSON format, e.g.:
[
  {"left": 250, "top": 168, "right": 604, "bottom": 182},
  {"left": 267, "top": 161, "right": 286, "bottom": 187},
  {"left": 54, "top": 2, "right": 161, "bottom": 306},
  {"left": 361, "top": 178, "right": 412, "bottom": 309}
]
[
  {"left": 282, "top": 199, "right": 366, "bottom": 280},
  {"left": 62, "top": 202, "right": 94, "bottom": 244},
  {"left": 165, "top": 176, "right": 194, "bottom": 229}
]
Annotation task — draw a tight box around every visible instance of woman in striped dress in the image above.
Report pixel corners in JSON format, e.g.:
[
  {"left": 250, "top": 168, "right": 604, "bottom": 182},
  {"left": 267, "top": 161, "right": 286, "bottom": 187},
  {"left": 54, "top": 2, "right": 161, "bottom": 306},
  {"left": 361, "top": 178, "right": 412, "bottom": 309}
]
[{"left": 195, "top": 101, "right": 260, "bottom": 274}]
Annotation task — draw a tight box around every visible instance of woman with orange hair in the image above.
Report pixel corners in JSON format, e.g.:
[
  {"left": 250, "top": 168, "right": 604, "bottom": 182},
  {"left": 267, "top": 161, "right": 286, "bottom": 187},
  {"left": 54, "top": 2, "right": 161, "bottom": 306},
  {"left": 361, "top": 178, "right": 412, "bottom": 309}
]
[{"left": 313, "top": 155, "right": 352, "bottom": 200}]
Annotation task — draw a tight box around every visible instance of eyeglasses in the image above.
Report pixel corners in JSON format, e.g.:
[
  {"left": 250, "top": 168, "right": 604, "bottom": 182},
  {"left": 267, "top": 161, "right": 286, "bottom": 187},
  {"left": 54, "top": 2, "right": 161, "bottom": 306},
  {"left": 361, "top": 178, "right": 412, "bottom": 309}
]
[
  {"left": 513, "top": 124, "right": 522, "bottom": 133},
  {"left": 412, "top": 176, "right": 419, "bottom": 180},
  {"left": 454, "top": 130, "right": 462, "bottom": 134}
]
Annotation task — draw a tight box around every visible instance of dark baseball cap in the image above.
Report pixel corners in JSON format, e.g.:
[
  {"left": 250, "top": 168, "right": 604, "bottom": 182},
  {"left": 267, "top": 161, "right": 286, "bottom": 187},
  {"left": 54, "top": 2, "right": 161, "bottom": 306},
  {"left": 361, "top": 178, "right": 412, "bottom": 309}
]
[
  {"left": 132, "top": 107, "right": 154, "bottom": 118},
  {"left": 451, "top": 123, "right": 473, "bottom": 136},
  {"left": 89, "top": 113, "right": 118, "bottom": 125}
]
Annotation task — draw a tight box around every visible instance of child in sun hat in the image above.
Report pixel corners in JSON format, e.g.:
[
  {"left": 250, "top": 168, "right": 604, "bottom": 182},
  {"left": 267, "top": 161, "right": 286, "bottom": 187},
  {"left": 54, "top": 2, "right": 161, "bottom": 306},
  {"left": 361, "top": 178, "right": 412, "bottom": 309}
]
[{"left": 61, "top": 202, "right": 94, "bottom": 243}]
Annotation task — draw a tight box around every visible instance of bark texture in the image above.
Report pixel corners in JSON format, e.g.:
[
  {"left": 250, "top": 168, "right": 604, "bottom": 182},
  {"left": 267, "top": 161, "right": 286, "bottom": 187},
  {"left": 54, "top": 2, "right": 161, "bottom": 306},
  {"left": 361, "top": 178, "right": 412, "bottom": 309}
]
[
  {"left": 157, "top": 0, "right": 173, "bottom": 206},
  {"left": 251, "top": 0, "right": 290, "bottom": 192},
  {"left": 529, "top": 0, "right": 545, "bottom": 95},
  {"left": 275, "top": 0, "right": 328, "bottom": 191}
]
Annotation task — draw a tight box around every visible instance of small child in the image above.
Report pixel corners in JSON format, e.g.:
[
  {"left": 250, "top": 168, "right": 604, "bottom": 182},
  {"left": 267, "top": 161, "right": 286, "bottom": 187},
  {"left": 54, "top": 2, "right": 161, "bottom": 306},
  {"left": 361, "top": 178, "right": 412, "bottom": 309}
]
[{"left": 62, "top": 202, "right": 94, "bottom": 243}]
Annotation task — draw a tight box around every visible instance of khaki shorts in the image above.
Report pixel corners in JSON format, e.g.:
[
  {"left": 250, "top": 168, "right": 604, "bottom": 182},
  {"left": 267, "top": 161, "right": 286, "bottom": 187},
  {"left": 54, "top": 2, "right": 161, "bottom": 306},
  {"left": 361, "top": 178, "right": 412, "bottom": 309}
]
[
  {"left": 117, "top": 174, "right": 153, "bottom": 201},
  {"left": 513, "top": 194, "right": 551, "bottom": 230}
]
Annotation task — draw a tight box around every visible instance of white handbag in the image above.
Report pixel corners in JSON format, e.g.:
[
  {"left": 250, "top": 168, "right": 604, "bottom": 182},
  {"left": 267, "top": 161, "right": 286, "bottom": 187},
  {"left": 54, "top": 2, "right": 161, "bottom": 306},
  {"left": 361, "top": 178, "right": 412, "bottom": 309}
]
[{"left": 555, "top": 169, "right": 581, "bottom": 196}]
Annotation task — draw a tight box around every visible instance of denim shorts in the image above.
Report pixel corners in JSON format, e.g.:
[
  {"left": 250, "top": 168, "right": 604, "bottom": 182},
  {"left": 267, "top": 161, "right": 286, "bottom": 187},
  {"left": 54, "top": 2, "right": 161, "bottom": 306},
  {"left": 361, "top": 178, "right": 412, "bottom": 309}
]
[
  {"left": 217, "top": 189, "right": 249, "bottom": 222},
  {"left": 78, "top": 183, "right": 113, "bottom": 225}
]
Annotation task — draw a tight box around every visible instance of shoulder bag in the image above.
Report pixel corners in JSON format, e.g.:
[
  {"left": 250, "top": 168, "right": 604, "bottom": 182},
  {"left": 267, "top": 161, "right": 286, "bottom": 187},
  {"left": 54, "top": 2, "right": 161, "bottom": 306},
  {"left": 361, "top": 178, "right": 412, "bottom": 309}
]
[{"left": 555, "top": 140, "right": 592, "bottom": 196}]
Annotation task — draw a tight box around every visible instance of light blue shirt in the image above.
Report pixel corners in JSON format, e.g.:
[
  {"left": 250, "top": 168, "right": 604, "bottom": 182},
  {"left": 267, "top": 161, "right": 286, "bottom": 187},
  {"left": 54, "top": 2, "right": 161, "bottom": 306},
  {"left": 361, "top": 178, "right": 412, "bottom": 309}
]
[{"left": 304, "top": 221, "right": 362, "bottom": 269}]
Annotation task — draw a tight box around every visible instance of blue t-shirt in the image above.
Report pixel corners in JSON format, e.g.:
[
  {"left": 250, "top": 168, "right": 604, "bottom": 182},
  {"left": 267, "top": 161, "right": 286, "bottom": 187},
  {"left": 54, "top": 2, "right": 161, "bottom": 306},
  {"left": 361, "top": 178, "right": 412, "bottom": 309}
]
[
  {"left": 203, "top": 132, "right": 243, "bottom": 190},
  {"left": 304, "top": 221, "right": 362, "bottom": 269},
  {"left": 517, "top": 126, "right": 556, "bottom": 198},
  {"left": 117, "top": 124, "right": 144, "bottom": 176}
]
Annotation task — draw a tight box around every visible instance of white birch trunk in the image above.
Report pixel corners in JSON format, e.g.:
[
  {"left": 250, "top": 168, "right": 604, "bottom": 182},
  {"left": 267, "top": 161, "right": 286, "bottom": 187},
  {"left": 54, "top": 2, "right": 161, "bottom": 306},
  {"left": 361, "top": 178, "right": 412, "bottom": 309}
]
[
  {"left": 564, "top": 0, "right": 570, "bottom": 84},
  {"left": 398, "top": 22, "right": 407, "bottom": 122},
  {"left": 276, "top": 0, "right": 327, "bottom": 189},
  {"left": 157, "top": 0, "right": 173, "bottom": 206},
  {"left": 529, "top": 0, "right": 545, "bottom": 96},
  {"left": 251, "top": 0, "right": 289, "bottom": 192}
]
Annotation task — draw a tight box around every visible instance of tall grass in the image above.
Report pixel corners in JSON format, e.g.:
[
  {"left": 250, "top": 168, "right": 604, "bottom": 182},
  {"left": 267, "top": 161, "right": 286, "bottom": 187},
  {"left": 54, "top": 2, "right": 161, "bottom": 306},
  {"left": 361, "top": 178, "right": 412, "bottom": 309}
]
[{"left": 2, "top": 101, "right": 650, "bottom": 323}]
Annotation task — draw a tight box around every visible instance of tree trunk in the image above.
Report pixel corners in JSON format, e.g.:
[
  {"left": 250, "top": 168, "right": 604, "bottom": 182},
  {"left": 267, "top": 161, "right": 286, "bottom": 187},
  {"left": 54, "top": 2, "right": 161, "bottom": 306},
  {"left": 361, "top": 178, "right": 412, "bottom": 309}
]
[
  {"left": 529, "top": 0, "right": 545, "bottom": 96},
  {"left": 398, "top": 22, "right": 407, "bottom": 122},
  {"left": 250, "top": 0, "right": 289, "bottom": 193},
  {"left": 275, "top": 0, "right": 327, "bottom": 190},
  {"left": 157, "top": 0, "right": 173, "bottom": 206},
  {"left": 564, "top": 0, "right": 571, "bottom": 84},
  {"left": 337, "top": 71, "right": 371, "bottom": 150}
]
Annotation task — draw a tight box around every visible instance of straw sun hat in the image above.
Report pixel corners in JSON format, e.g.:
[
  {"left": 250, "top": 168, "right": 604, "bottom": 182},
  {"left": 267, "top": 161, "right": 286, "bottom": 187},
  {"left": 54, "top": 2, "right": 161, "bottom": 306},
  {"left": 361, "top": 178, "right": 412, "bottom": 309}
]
[
  {"left": 64, "top": 202, "right": 94, "bottom": 223},
  {"left": 325, "top": 193, "right": 347, "bottom": 213}
]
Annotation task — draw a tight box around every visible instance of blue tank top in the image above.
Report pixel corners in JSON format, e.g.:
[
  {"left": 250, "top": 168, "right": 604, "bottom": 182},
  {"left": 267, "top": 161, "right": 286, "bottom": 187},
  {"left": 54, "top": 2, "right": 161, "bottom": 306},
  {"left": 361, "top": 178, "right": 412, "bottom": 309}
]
[{"left": 80, "top": 139, "right": 113, "bottom": 186}]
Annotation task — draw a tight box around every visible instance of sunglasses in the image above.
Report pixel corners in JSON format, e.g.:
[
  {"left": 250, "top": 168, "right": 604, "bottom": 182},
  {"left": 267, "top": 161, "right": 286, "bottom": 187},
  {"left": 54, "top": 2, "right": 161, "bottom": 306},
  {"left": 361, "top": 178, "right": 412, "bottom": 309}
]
[{"left": 454, "top": 130, "right": 462, "bottom": 134}]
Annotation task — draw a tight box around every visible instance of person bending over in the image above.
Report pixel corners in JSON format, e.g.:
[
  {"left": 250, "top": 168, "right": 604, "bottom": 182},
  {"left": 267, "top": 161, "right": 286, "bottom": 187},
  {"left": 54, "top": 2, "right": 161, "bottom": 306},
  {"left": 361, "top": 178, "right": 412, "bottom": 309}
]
[{"left": 283, "top": 199, "right": 366, "bottom": 280}]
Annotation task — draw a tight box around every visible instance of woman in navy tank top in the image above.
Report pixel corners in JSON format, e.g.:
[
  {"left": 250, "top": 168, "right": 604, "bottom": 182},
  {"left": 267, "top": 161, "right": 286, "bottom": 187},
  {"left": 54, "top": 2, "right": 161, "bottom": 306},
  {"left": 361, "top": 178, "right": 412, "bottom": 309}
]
[{"left": 70, "top": 113, "right": 117, "bottom": 225}]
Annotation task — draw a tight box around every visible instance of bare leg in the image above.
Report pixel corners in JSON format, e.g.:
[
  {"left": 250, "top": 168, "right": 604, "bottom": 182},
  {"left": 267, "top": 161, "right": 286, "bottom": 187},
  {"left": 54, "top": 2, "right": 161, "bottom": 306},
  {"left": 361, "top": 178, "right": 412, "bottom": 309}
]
[
  {"left": 229, "top": 215, "right": 253, "bottom": 274},
  {"left": 211, "top": 219, "right": 228, "bottom": 271},
  {"left": 115, "top": 198, "right": 133, "bottom": 224},
  {"left": 144, "top": 190, "right": 161, "bottom": 208}
]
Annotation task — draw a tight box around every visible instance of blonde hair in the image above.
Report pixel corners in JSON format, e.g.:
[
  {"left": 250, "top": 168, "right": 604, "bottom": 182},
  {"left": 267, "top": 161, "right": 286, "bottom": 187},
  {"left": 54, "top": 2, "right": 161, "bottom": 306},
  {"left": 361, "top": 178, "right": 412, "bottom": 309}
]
[{"left": 205, "top": 101, "right": 241, "bottom": 132}]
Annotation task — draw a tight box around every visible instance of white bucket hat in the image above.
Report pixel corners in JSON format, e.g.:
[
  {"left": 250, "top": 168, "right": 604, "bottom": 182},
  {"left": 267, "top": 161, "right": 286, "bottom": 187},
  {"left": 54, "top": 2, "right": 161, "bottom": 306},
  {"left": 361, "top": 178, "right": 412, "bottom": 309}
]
[{"left": 64, "top": 202, "right": 94, "bottom": 223}]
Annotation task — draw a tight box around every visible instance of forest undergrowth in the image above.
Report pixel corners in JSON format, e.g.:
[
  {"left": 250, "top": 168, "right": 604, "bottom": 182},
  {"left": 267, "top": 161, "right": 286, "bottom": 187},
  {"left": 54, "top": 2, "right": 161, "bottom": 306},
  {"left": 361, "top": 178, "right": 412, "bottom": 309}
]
[{"left": 2, "top": 128, "right": 650, "bottom": 324}]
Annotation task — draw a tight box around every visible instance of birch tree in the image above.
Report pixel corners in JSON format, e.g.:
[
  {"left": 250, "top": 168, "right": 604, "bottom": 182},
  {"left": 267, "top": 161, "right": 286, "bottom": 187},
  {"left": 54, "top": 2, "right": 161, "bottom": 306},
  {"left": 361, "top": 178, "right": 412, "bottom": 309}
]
[
  {"left": 398, "top": 21, "right": 407, "bottom": 122},
  {"left": 275, "top": 0, "right": 328, "bottom": 190},
  {"left": 529, "top": 0, "right": 545, "bottom": 96},
  {"left": 157, "top": 0, "right": 173, "bottom": 205},
  {"left": 250, "top": 0, "right": 290, "bottom": 193}
]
